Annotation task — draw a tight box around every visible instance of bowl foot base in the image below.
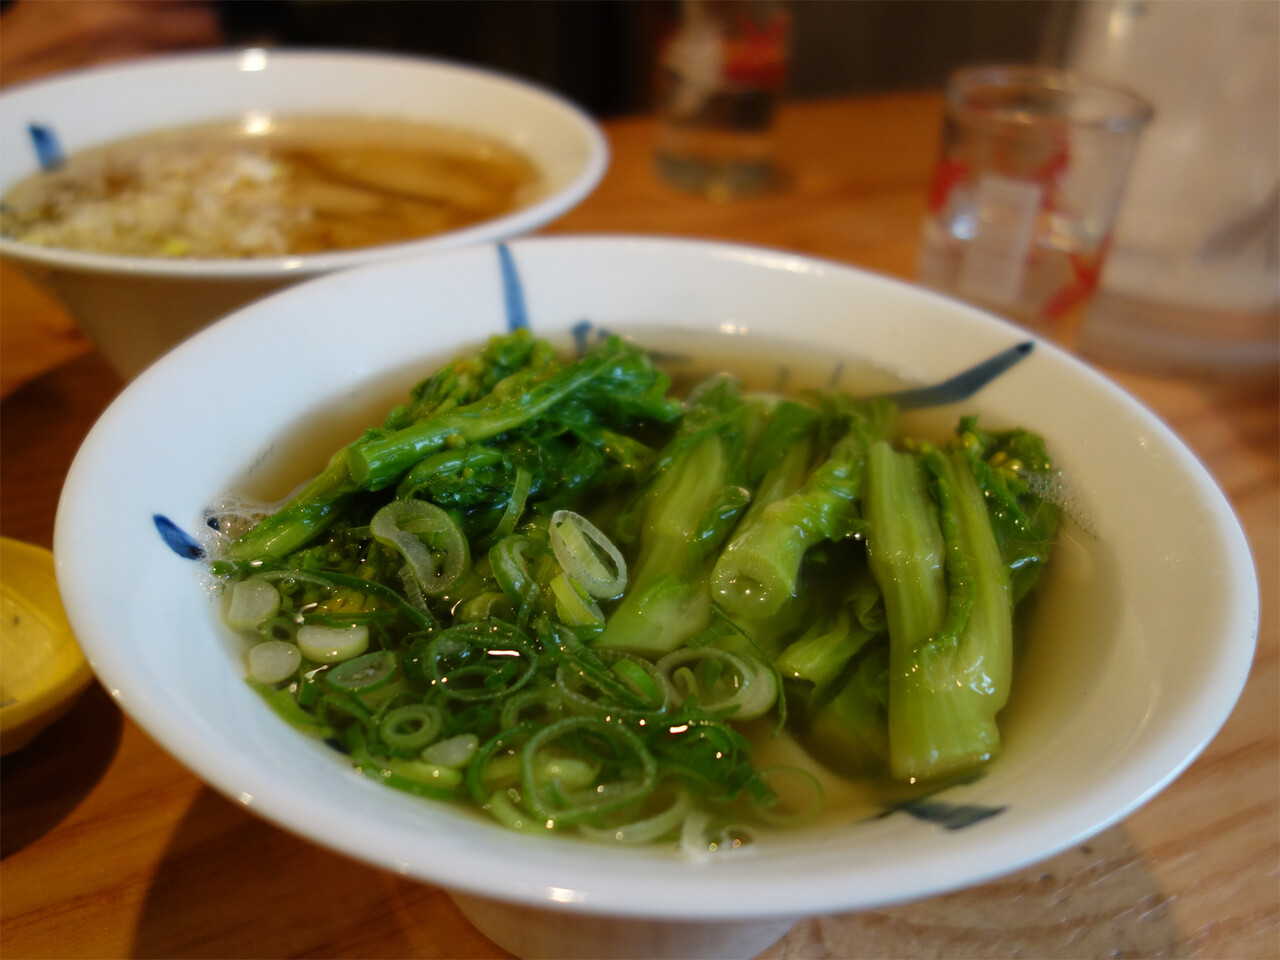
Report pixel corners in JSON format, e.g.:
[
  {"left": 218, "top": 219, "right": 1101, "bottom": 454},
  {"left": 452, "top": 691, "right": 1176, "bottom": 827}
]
[{"left": 449, "top": 891, "right": 798, "bottom": 960}]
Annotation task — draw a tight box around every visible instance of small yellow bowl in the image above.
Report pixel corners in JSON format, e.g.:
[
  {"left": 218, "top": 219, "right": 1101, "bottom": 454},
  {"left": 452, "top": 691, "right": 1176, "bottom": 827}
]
[{"left": 1, "top": 537, "right": 94, "bottom": 755}]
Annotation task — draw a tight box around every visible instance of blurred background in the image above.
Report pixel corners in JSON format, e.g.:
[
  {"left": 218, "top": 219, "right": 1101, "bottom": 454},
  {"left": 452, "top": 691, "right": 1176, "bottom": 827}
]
[
  {"left": 1, "top": 0, "right": 1275, "bottom": 376},
  {"left": 2, "top": 0, "right": 1072, "bottom": 110},
  {"left": 211, "top": 0, "right": 1074, "bottom": 117}
]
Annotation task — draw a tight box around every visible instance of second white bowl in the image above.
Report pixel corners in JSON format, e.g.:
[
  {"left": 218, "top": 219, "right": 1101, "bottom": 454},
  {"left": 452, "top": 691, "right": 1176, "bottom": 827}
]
[{"left": 0, "top": 49, "right": 608, "bottom": 378}]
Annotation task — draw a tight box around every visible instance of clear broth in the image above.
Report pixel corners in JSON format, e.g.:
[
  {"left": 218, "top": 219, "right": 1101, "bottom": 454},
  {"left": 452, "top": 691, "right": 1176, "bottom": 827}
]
[
  {"left": 211, "top": 328, "right": 1107, "bottom": 840},
  {"left": 1, "top": 115, "right": 542, "bottom": 258}
]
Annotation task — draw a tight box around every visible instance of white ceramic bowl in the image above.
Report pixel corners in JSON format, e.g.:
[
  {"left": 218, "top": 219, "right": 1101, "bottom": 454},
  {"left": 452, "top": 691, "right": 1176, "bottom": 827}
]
[
  {"left": 0, "top": 49, "right": 607, "bottom": 379},
  {"left": 54, "top": 237, "right": 1258, "bottom": 960}
]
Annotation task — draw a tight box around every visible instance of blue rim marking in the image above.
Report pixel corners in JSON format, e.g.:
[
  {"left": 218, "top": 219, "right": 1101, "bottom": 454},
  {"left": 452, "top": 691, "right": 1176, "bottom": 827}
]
[
  {"left": 154, "top": 514, "right": 204, "bottom": 560},
  {"left": 883, "top": 799, "right": 1007, "bottom": 830},
  {"left": 873, "top": 771, "right": 1005, "bottom": 830},
  {"left": 498, "top": 243, "right": 529, "bottom": 331},
  {"left": 28, "top": 123, "right": 64, "bottom": 171},
  {"left": 881, "top": 341, "right": 1034, "bottom": 411},
  {"left": 827, "top": 361, "right": 845, "bottom": 389}
]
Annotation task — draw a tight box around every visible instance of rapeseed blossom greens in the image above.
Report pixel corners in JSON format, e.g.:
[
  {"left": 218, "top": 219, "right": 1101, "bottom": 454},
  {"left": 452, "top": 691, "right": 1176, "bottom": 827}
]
[{"left": 212, "top": 330, "right": 1058, "bottom": 848}]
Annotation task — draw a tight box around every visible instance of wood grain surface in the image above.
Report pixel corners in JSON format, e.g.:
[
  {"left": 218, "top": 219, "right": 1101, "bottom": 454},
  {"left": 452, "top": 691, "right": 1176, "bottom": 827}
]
[{"left": 2, "top": 93, "right": 1276, "bottom": 960}]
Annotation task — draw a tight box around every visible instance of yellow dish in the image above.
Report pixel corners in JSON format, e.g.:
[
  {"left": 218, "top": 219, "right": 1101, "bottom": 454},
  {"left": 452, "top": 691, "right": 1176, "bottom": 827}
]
[{"left": 1, "top": 537, "right": 94, "bottom": 755}]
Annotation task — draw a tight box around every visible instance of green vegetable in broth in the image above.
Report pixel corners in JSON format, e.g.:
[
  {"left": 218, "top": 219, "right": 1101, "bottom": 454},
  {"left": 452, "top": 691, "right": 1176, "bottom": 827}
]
[
  {"left": 212, "top": 331, "right": 1059, "bottom": 849},
  {"left": 711, "top": 394, "right": 895, "bottom": 619},
  {"left": 222, "top": 331, "right": 680, "bottom": 560}
]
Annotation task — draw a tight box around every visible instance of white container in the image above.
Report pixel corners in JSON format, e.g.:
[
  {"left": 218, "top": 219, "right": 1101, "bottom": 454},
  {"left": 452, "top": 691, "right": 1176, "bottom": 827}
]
[
  {"left": 1066, "top": 1, "right": 1280, "bottom": 374},
  {"left": 0, "top": 49, "right": 608, "bottom": 379},
  {"left": 55, "top": 236, "right": 1258, "bottom": 959}
]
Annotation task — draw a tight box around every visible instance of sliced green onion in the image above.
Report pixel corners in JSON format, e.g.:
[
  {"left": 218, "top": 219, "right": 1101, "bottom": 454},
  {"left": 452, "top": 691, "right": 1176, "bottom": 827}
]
[
  {"left": 227, "top": 579, "right": 281, "bottom": 631},
  {"left": 398, "top": 566, "right": 432, "bottom": 617},
  {"left": 371, "top": 499, "right": 469, "bottom": 596},
  {"left": 531, "top": 752, "right": 600, "bottom": 793},
  {"left": 247, "top": 640, "right": 302, "bottom": 684},
  {"left": 456, "top": 590, "right": 516, "bottom": 623},
  {"left": 467, "top": 724, "right": 537, "bottom": 804},
  {"left": 256, "top": 615, "right": 297, "bottom": 642},
  {"left": 748, "top": 766, "right": 825, "bottom": 827},
  {"left": 421, "top": 732, "right": 479, "bottom": 767},
  {"left": 652, "top": 720, "right": 753, "bottom": 802},
  {"left": 577, "top": 785, "right": 695, "bottom": 845},
  {"left": 549, "top": 509, "right": 627, "bottom": 599},
  {"left": 424, "top": 621, "right": 538, "bottom": 702},
  {"left": 555, "top": 649, "right": 670, "bottom": 720},
  {"left": 296, "top": 623, "right": 369, "bottom": 663},
  {"left": 256, "top": 568, "right": 433, "bottom": 630},
  {"left": 610, "top": 658, "right": 663, "bottom": 706},
  {"left": 657, "top": 648, "right": 776, "bottom": 720},
  {"left": 379, "top": 702, "right": 444, "bottom": 753},
  {"left": 499, "top": 685, "right": 566, "bottom": 729},
  {"left": 345, "top": 732, "right": 455, "bottom": 798},
  {"left": 361, "top": 677, "right": 411, "bottom": 713},
  {"left": 247, "top": 679, "right": 333, "bottom": 739},
  {"left": 346, "top": 726, "right": 460, "bottom": 800},
  {"left": 319, "top": 690, "right": 373, "bottom": 724},
  {"left": 489, "top": 535, "right": 544, "bottom": 608},
  {"left": 484, "top": 788, "right": 548, "bottom": 833},
  {"left": 480, "top": 467, "right": 533, "bottom": 548},
  {"left": 296, "top": 665, "right": 326, "bottom": 706},
  {"left": 521, "top": 717, "right": 659, "bottom": 826},
  {"left": 549, "top": 572, "right": 604, "bottom": 626},
  {"left": 382, "top": 758, "right": 463, "bottom": 791},
  {"left": 478, "top": 751, "right": 522, "bottom": 792},
  {"left": 326, "top": 650, "right": 398, "bottom": 691}
]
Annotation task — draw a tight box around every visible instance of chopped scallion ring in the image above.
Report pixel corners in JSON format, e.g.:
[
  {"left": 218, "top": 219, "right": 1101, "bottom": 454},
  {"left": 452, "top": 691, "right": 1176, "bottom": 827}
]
[
  {"left": 468, "top": 724, "right": 537, "bottom": 804},
  {"left": 247, "top": 640, "right": 302, "bottom": 684},
  {"left": 610, "top": 658, "right": 664, "bottom": 706},
  {"left": 549, "top": 571, "right": 604, "bottom": 626},
  {"left": 371, "top": 499, "right": 469, "bottom": 596},
  {"left": 481, "top": 467, "right": 532, "bottom": 547},
  {"left": 549, "top": 509, "right": 627, "bottom": 599},
  {"left": 421, "top": 732, "right": 480, "bottom": 767},
  {"left": 256, "top": 615, "right": 297, "bottom": 643},
  {"left": 226, "top": 578, "right": 281, "bottom": 631},
  {"left": 554, "top": 648, "right": 671, "bottom": 720},
  {"left": 326, "top": 650, "right": 399, "bottom": 692},
  {"left": 295, "top": 623, "right": 369, "bottom": 663},
  {"left": 383, "top": 758, "right": 463, "bottom": 791},
  {"left": 748, "top": 766, "right": 825, "bottom": 827},
  {"left": 489, "top": 534, "right": 543, "bottom": 609},
  {"left": 423, "top": 621, "right": 537, "bottom": 702},
  {"left": 456, "top": 590, "right": 516, "bottom": 623},
  {"left": 657, "top": 648, "right": 776, "bottom": 720},
  {"left": 521, "top": 717, "right": 659, "bottom": 826},
  {"left": 499, "top": 685, "right": 565, "bottom": 729},
  {"left": 379, "top": 702, "right": 444, "bottom": 753},
  {"left": 484, "top": 788, "right": 546, "bottom": 833},
  {"left": 577, "top": 785, "right": 695, "bottom": 845}
]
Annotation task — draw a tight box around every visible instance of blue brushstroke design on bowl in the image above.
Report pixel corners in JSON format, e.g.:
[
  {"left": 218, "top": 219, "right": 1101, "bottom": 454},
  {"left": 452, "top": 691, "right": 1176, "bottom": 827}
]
[
  {"left": 28, "top": 123, "right": 65, "bottom": 171},
  {"left": 154, "top": 514, "right": 204, "bottom": 559},
  {"left": 498, "top": 243, "right": 529, "bottom": 331}
]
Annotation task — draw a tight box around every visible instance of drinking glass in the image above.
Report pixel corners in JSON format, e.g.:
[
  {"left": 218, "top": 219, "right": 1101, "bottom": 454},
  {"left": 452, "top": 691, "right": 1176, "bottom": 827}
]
[{"left": 917, "top": 65, "right": 1152, "bottom": 345}]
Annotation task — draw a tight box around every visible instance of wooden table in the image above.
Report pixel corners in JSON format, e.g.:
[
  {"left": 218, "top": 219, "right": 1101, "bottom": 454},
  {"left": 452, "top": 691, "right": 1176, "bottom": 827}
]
[{"left": 3, "top": 93, "right": 1277, "bottom": 960}]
